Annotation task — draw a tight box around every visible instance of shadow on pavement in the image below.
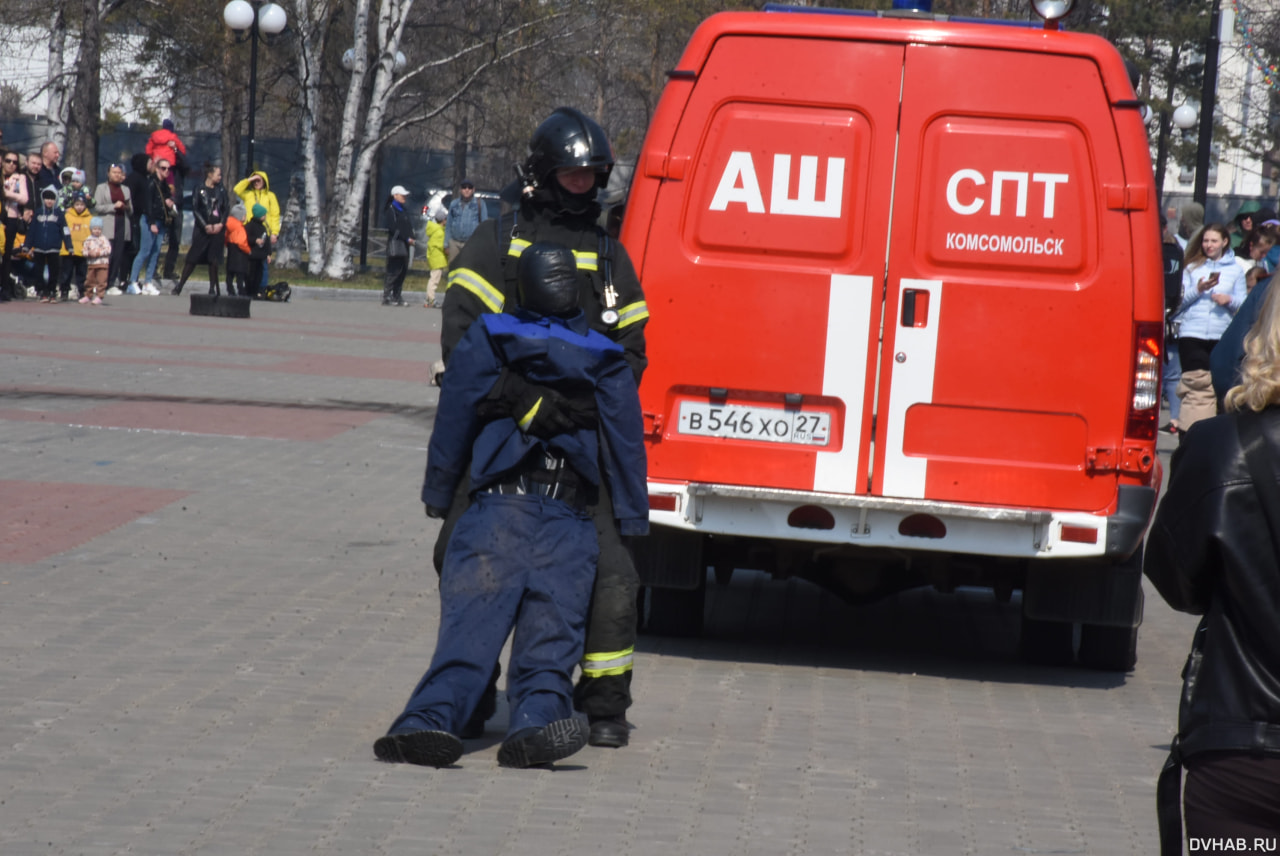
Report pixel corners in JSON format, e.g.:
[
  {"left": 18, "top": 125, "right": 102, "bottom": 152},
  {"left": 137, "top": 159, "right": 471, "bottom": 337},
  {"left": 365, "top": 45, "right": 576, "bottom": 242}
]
[{"left": 641, "top": 569, "right": 1129, "bottom": 691}]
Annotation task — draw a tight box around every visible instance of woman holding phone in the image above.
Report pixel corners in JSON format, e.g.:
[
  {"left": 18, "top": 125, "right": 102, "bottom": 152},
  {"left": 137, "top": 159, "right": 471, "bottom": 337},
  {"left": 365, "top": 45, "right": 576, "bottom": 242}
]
[{"left": 1175, "top": 223, "right": 1246, "bottom": 435}]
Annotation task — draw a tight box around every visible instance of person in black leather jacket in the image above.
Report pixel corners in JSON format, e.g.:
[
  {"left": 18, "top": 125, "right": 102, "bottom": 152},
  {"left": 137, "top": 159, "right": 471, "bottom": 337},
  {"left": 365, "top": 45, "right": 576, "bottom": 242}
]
[
  {"left": 173, "top": 164, "right": 229, "bottom": 296},
  {"left": 1146, "top": 283, "right": 1280, "bottom": 852}
]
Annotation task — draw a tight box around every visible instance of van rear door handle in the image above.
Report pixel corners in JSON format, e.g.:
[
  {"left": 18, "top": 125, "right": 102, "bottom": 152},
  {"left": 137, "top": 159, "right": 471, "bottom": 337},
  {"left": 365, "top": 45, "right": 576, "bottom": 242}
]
[{"left": 901, "top": 288, "right": 930, "bottom": 327}]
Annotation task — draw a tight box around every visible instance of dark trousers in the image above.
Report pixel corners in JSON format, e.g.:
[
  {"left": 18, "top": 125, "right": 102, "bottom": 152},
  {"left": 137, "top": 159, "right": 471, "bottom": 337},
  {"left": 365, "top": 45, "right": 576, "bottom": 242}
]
[
  {"left": 246, "top": 259, "right": 265, "bottom": 298},
  {"left": 384, "top": 255, "right": 407, "bottom": 303},
  {"left": 32, "top": 253, "right": 60, "bottom": 298},
  {"left": 107, "top": 230, "right": 129, "bottom": 287},
  {"left": 0, "top": 217, "right": 16, "bottom": 299},
  {"left": 1184, "top": 751, "right": 1280, "bottom": 842},
  {"left": 393, "top": 493, "right": 596, "bottom": 738},
  {"left": 58, "top": 256, "right": 87, "bottom": 296},
  {"left": 123, "top": 222, "right": 141, "bottom": 281},
  {"left": 433, "top": 474, "right": 639, "bottom": 719},
  {"left": 161, "top": 215, "right": 181, "bottom": 279}
]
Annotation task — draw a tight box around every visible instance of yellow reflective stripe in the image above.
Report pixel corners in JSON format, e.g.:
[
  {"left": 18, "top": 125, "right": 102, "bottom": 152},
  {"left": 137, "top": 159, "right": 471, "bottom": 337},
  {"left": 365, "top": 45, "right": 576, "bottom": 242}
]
[
  {"left": 517, "top": 397, "right": 542, "bottom": 431},
  {"left": 448, "top": 268, "right": 504, "bottom": 313},
  {"left": 615, "top": 300, "right": 649, "bottom": 329},
  {"left": 580, "top": 647, "right": 634, "bottom": 677},
  {"left": 506, "top": 239, "right": 597, "bottom": 271}
]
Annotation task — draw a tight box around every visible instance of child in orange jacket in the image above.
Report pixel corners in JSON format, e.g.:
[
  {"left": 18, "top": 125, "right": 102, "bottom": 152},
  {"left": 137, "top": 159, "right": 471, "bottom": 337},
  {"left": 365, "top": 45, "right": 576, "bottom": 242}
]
[{"left": 224, "top": 204, "right": 251, "bottom": 297}]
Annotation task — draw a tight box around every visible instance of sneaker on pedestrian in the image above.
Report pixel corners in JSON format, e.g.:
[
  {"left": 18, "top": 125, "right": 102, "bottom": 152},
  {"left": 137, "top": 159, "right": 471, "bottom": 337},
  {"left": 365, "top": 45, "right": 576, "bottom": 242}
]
[
  {"left": 78, "top": 296, "right": 90, "bottom": 304},
  {"left": 144, "top": 282, "right": 161, "bottom": 296},
  {"left": 496, "top": 718, "right": 589, "bottom": 769},
  {"left": 91, "top": 297, "right": 102, "bottom": 305},
  {"left": 125, "top": 282, "right": 141, "bottom": 295},
  {"left": 106, "top": 286, "right": 122, "bottom": 296}
]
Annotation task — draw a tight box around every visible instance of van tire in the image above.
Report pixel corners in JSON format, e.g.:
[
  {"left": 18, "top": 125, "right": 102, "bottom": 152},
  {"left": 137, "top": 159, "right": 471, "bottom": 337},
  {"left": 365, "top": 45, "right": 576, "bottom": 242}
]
[
  {"left": 642, "top": 580, "right": 707, "bottom": 638},
  {"left": 1019, "top": 615, "right": 1075, "bottom": 666},
  {"left": 1078, "top": 623, "right": 1139, "bottom": 672}
]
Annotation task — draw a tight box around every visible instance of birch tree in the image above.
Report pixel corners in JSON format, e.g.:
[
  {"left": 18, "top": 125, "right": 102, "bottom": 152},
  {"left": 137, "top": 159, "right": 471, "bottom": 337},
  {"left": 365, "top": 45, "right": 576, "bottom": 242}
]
[{"left": 291, "top": 0, "right": 573, "bottom": 279}]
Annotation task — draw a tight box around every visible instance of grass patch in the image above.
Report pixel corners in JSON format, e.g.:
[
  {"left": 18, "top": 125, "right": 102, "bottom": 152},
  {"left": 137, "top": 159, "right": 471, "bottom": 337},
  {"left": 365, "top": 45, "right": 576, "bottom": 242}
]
[{"left": 174, "top": 253, "right": 435, "bottom": 292}]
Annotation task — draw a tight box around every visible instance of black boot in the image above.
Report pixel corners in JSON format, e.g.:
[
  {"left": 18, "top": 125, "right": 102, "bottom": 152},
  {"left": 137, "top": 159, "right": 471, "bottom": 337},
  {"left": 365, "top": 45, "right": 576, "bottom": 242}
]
[{"left": 172, "top": 281, "right": 184, "bottom": 296}]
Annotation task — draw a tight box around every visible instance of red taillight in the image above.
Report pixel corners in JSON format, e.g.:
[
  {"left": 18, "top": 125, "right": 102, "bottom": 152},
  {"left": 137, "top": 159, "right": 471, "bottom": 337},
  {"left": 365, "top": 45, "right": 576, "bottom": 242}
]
[
  {"left": 648, "top": 494, "right": 678, "bottom": 512},
  {"left": 1126, "top": 321, "right": 1163, "bottom": 441},
  {"left": 787, "top": 505, "right": 835, "bottom": 530},
  {"left": 898, "top": 514, "right": 946, "bottom": 539},
  {"left": 1060, "top": 525, "right": 1099, "bottom": 544}
]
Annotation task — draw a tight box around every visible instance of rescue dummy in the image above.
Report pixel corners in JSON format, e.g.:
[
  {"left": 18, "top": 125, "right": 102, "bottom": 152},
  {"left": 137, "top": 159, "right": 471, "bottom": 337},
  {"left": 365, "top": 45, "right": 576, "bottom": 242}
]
[{"left": 375, "top": 242, "right": 649, "bottom": 769}]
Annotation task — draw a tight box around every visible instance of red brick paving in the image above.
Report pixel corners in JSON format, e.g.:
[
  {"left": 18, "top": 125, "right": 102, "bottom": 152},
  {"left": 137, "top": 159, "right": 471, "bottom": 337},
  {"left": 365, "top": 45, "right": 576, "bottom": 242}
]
[{"left": 0, "top": 481, "right": 189, "bottom": 563}]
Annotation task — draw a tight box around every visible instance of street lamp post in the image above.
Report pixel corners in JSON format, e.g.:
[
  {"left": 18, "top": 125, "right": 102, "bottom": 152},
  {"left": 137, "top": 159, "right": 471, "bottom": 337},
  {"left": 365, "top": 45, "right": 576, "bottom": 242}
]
[
  {"left": 223, "top": 0, "right": 287, "bottom": 173},
  {"left": 1193, "top": 0, "right": 1222, "bottom": 208}
]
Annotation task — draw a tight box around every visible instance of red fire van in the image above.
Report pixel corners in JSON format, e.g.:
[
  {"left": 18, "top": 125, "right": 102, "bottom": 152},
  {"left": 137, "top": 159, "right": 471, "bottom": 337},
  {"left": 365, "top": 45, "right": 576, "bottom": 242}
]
[{"left": 622, "top": 2, "right": 1164, "bottom": 669}]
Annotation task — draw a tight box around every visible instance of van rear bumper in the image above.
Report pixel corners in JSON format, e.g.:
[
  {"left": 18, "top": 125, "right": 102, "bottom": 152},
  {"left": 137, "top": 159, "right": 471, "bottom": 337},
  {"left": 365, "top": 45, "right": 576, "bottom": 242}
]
[{"left": 646, "top": 481, "right": 1155, "bottom": 561}]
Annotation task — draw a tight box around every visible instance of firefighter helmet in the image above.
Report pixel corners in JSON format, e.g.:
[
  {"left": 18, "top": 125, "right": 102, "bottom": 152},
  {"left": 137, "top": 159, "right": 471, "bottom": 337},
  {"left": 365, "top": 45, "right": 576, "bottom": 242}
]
[{"left": 523, "top": 107, "right": 614, "bottom": 192}]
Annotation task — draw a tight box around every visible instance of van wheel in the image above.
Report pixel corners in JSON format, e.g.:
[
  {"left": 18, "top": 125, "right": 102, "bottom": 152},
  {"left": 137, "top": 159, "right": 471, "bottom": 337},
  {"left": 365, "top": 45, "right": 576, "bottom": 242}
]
[
  {"left": 643, "top": 580, "right": 707, "bottom": 638},
  {"left": 1078, "top": 624, "right": 1138, "bottom": 672},
  {"left": 1019, "top": 615, "right": 1075, "bottom": 666}
]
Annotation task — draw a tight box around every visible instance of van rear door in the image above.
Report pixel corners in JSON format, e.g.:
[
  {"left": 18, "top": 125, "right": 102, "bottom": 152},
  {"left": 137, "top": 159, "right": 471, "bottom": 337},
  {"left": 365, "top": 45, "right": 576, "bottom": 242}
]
[
  {"left": 640, "top": 34, "right": 903, "bottom": 495},
  {"left": 872, "top": 43, "right": 1134, "bottom": 512}
]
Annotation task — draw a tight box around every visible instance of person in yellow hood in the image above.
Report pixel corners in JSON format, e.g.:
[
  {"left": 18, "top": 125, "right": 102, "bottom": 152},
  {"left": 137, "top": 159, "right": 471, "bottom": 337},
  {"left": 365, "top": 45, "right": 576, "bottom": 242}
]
[{"left": 232, "top": 170, "right": 280, "bottom": 292}]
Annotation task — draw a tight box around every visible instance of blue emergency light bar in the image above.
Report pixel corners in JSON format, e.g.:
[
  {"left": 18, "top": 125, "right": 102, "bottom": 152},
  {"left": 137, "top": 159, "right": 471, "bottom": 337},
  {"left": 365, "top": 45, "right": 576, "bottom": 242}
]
[{"left": 761, "top": 3, "right": 1045, "bottom": 29}]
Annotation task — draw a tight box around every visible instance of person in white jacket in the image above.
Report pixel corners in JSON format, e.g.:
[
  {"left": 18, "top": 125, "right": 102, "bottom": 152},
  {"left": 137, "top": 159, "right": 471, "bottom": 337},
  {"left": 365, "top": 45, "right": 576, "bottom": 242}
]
[{"left": 1175, "top": 223, "right": 1247, "bottom": 434}]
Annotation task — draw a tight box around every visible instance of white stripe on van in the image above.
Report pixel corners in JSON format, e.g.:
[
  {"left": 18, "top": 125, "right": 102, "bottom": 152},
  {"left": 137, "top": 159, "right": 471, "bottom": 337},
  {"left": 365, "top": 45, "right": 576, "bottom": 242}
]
[
  {"left": 814, "top": 274, "right": 874, "bottom": 494},
  {"left": 881, "top": 279, "right": 943, "bottom": 499}
]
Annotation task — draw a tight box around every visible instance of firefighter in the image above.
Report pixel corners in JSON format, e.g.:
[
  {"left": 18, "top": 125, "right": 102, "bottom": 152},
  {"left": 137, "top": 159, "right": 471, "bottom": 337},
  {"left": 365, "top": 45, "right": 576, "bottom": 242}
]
[
  {"left": 436, "top": 107, "right": 649, "bottom": 748},
  {"left": 377, "top": 243, "right": 648, "bottom": 768}
]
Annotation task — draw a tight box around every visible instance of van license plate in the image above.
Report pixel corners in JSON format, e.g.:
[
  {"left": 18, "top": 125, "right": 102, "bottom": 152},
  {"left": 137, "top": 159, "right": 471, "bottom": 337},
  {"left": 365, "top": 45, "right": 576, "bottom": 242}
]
[{"left": 676, "top": 401, "right": 831, "bottom": 446}]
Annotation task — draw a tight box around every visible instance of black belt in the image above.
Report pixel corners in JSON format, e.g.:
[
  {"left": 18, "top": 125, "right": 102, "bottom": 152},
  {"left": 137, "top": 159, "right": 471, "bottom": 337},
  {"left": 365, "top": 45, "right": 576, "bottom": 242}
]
[{"left": 481, "top": 454, "right": 591, "bottom": 511}]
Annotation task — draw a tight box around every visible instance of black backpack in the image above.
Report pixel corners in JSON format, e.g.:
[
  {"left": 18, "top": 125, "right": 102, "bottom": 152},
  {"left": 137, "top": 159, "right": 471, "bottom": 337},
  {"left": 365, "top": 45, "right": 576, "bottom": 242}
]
[{"left": 262, "top": 281, "right": 292, "bottom": 302}]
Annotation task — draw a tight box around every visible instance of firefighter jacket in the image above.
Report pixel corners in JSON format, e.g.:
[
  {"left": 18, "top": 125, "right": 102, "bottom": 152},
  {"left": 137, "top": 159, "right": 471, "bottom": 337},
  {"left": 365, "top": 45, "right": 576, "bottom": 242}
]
[
  {"left": 443, "top": 200, "right": 649, "bottom": 382},
  {"left": 422, "top": 309, "right": 649, "bottom": 537},
  {"left": 1144, "top": 406, "right": 1280, "bottom": 763}
]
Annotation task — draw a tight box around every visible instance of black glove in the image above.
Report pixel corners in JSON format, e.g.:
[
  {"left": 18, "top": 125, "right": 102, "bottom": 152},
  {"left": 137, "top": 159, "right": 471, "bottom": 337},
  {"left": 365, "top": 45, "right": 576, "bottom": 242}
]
[
  {"left": 484, "top": 370, "right": 598, "bottom": 440},
  {"left": 425, "top": 504, "right": 448, "bottom": 519}
]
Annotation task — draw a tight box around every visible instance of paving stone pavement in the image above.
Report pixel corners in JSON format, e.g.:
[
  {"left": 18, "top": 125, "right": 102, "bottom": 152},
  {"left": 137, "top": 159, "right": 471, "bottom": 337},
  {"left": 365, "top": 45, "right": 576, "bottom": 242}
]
[{"left": 0, "top": 293, "right": 1198, "bottom": 855}]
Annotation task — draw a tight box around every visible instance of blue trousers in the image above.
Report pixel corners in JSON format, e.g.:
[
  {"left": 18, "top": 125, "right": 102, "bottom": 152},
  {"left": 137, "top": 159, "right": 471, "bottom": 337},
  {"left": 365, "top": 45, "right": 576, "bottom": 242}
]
[
  {"left": 391, "top": 492, "right": 597, "bottom": 738},
  {"left": 129, "top": 215, "right": 164, "bottom": 284},
  {"left": 1162, "top": 343, "right": 1182, "bottom": 421}
]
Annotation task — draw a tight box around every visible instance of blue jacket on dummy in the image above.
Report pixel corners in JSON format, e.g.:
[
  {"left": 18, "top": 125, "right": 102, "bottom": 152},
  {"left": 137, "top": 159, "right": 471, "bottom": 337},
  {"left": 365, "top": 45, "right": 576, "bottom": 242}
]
[{"left": 421, "top": 309, "right": 649, "bottom": 536}]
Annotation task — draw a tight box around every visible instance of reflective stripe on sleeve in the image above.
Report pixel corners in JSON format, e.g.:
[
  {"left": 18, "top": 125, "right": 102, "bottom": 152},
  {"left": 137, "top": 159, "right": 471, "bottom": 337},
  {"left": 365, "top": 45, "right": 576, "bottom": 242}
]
[
  {"left": 448, "top": 267, "right": 504, "bottom": 313},
  {"left": 580, "top": 647, "right": 634, "bottom": 677},
  {"left": 615, "top": 300, "right": 649, "bottom": 329},
  {"left": 506, "top": 239, "right": 598, "bottom": 271},
  {"left": 517, "top": 397, "right": 542, "bottom": 431}
]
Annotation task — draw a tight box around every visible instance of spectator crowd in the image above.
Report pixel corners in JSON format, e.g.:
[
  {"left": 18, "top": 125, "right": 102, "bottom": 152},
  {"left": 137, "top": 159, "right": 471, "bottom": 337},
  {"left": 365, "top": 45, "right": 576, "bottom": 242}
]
[{"left": 0, "top": 120, "right": 284, "bottom": 304}]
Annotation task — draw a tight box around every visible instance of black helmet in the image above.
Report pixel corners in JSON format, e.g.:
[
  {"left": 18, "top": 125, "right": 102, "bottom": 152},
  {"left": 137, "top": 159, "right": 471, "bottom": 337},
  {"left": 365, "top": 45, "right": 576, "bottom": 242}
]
[
  {"left": 516, "top": 242, "right": 580, "bottom": 318},
  {"left": 523, "top": 107, "right": 614, "bottom": 192}
]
